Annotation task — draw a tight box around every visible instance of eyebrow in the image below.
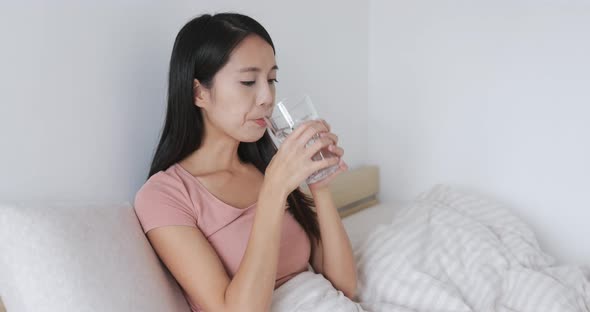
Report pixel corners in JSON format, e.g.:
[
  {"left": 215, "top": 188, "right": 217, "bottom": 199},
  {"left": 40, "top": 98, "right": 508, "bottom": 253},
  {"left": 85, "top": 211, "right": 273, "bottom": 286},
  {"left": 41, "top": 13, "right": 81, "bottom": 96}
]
[{"left": 238, "top": 65, "right": 279, "bottom": 73}]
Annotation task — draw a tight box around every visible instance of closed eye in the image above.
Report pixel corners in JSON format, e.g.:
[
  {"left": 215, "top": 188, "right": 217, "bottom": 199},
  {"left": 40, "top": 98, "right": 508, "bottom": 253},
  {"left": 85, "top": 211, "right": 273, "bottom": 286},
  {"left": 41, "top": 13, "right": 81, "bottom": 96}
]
[{"left": 240, "top": 79, "right": 279, "bottom": 87}]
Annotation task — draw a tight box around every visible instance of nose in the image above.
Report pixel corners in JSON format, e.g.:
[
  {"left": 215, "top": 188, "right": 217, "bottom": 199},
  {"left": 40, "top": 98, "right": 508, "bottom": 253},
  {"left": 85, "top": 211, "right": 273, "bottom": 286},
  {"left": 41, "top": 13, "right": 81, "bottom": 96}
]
[{"left": 257, "top": 82, "right": 274, "bottom": 107}]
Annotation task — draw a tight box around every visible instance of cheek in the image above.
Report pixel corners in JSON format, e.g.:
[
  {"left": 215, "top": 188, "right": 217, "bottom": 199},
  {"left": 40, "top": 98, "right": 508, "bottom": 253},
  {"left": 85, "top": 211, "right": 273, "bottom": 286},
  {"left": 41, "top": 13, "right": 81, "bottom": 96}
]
[
  {"left": 208, "top": 84, "right": 257, "bottom": 133},
  {"left": 211, "top": 89, "right": 249, "bottom": 120},
  {"left": 210, "top": 100, "right": 252, "bottom": 130}
]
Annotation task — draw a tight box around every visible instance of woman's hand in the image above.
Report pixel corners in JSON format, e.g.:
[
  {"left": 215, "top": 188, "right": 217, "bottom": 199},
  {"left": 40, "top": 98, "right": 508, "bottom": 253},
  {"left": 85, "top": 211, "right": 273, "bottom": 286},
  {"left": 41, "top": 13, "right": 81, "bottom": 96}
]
[
  {"left": 264, "top": 120, "right": 340, "bottom": 200},
  {"left": 307, "top": 120, "right": 348, "bottom": 192}
]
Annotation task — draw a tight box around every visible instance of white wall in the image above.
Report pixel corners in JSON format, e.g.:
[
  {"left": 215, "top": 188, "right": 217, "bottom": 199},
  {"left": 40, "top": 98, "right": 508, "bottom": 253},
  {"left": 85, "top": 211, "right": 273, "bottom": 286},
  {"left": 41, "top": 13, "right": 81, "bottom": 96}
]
[
  {"left": 368, "top": 0, "right": 590, "bottom": 265},
  {"left": 0, "top": 1, "right": 368, "bottom": 202}
]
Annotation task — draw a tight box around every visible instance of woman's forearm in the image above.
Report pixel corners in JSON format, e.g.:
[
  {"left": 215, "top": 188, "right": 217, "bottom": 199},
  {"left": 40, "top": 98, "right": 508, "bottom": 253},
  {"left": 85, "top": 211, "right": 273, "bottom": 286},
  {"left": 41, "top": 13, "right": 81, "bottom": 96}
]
[
  {"left": 312, "top": 187, "right": 357, "bottom": 299},
  {"left": 224, "top": 183, "right": 287, "bottom": 312}
]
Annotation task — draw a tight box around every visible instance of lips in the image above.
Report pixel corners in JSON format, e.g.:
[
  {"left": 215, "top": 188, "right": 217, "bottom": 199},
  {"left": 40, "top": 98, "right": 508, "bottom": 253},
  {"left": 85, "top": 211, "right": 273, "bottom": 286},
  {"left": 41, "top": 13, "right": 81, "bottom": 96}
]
[{"left": 254, "top": 118, "right": 267, "bottom": 127}]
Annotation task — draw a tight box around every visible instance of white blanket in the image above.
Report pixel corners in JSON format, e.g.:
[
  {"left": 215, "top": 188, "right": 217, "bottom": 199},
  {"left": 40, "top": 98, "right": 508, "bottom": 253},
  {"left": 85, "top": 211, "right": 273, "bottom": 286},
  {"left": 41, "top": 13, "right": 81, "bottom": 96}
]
[
  {"left": 271, "top": 271, "right": 365, "bottom": 312},
  {"left": 272, "top": 185, "right": 590, "bottom": 312}
]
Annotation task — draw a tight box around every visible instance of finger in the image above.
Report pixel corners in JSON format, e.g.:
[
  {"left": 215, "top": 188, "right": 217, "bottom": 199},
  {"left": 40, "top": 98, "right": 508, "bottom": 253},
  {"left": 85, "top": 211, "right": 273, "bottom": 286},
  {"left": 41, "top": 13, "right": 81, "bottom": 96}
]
[
  {"left": 320, "top": 119, "right": 331, "bottom": 132},
  {"left": 328, "top": 145, "right": 344, "bottom": 157},
  {"left": 340, "top": 159, "right": 349, "bottom": 171},
  {"left": 325, "top": 160, "right": 347, "bottom": 180},
  {"left": 305, "top": 137, "right": 335, "bottom": 158},
  {"left": 311, "top": 156, "right": 340, "bottom": 173},
  {"left": 288, "top": 120, "right": 321, "bottom": 142},
  {"left": 281, "top": 120, "right": 314, "bottom": 146},
  {"left": 297, "top": 121, "right": 329, "bottom": 147},
  {"left": 319, "top": 132, "right": 338, "bottom": 145},
  {"left": 286, "top": 120, "right": 313, "bottom": 139}
]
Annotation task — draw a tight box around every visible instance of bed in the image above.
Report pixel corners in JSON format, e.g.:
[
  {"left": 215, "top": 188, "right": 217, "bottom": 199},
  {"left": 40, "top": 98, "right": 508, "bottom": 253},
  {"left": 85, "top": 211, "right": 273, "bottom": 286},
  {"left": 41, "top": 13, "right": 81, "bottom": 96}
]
[
  {"left": 1, "top": 166, "right": 589, "bottom": 312},
  {"left": 282, "top": 166, "right": 590, "bottom": 312}
]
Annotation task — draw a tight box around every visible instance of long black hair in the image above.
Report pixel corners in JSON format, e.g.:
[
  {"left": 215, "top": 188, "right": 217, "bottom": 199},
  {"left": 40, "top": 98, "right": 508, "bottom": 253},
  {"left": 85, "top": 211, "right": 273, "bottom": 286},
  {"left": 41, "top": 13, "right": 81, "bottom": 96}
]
[{"left": 147, "top": 13, "right": 320, "bottom": 243}]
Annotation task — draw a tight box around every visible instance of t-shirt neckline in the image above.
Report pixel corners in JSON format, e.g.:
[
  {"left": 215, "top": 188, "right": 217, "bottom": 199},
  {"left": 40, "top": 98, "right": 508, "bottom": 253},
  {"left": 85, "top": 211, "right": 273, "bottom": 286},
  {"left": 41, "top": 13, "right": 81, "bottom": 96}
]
[{"left": 174, "top": 163, "right": 257, "bottom": 211}]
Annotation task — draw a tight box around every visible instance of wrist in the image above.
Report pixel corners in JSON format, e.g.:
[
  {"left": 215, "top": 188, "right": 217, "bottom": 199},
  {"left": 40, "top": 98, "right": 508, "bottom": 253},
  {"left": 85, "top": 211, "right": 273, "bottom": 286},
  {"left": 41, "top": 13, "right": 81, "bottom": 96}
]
[
  {"left": 260, "top": 180, "right": 289, "bottom": 202},
  {"left": 310, "top": 186, "right": 331, "bottom": 197}
]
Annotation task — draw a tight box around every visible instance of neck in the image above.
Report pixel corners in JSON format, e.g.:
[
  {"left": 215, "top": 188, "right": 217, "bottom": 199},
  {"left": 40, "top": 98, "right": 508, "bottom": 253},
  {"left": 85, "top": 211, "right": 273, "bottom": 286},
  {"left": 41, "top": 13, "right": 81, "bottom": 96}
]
[{"left": 181, "top": 116, "right": 244, "bottom": 175}]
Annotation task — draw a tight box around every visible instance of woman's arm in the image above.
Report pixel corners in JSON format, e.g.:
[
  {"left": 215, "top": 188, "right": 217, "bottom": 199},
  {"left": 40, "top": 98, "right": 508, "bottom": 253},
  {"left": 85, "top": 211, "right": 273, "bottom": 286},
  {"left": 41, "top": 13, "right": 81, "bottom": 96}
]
[
  {"left": 310, "top": 186, "right": 358, "bottom": 299},
  {"left": 224, "top": 182, "right": 288, "bottom": 310},
  {"left": 146, "top": 183, "right": 288, "bottom": 312}
]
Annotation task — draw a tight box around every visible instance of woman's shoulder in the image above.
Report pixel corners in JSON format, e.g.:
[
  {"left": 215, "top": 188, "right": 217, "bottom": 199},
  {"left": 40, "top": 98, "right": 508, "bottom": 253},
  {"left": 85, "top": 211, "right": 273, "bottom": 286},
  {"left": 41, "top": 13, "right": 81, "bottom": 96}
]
[
  {"left": 134, "top": 163, "right": 197, "bottom": 218},
  {"left": 133, "top": 164, "right": 198, "bottom": 233},
  {"left": 136, "top": 164, "right": 186, "bottom": 199}
]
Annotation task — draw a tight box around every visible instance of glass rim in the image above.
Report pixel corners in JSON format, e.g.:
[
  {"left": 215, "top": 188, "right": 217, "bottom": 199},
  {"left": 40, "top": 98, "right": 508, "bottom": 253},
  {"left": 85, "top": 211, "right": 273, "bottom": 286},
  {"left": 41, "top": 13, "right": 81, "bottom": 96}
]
[{"left": 267, "top": 94, "right": 313, "bottom": 123}]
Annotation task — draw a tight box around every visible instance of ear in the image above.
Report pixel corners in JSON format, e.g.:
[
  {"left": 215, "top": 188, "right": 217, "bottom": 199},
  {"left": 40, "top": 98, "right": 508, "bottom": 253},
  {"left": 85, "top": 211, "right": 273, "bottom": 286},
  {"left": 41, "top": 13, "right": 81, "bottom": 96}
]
[{"left": 193, "top": 79, "right": 209, "bottom": 108}]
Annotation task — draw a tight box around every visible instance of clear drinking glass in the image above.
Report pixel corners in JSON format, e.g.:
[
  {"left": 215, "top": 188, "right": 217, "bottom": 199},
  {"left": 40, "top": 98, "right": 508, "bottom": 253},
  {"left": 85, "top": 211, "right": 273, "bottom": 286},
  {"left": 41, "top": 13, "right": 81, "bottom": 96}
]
[{"left": 265, "top": 94, "right": 340, "bottom": 184}]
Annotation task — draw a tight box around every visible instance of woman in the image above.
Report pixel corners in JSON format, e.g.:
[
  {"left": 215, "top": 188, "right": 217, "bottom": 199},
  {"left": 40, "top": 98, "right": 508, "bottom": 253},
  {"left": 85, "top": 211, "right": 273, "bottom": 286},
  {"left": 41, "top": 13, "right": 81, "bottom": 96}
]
[{"left": 134, "top": 12, "right": 356, "bottom": 312}]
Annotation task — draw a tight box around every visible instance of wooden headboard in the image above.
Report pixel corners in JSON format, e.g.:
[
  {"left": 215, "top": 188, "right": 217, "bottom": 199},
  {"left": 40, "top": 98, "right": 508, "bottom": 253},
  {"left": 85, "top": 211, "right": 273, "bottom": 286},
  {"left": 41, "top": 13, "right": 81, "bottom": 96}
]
[{"left": 301, "top": 165, "right": 379, "bottom": 218}]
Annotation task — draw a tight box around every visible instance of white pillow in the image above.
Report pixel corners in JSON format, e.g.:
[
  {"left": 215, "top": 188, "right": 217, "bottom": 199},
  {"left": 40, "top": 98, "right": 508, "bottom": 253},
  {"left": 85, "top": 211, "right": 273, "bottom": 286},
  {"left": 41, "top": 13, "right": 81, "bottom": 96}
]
[{"left": 0, "top": 201, "right": 190, "bottom": 312}]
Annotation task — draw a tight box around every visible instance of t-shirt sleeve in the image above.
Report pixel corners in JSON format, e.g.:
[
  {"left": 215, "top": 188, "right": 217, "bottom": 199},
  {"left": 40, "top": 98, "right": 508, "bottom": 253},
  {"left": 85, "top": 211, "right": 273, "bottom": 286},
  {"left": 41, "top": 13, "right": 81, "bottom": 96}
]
[{"left": 133, "top": 176, "right": 198, "bottom": 234}]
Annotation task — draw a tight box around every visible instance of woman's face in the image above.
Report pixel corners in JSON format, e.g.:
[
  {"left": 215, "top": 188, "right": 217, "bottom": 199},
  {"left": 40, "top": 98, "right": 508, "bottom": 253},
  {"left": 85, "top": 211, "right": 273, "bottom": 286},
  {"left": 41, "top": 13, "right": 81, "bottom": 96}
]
[{"left": 196, "top": 34, "right": 277, "bottom": 143}]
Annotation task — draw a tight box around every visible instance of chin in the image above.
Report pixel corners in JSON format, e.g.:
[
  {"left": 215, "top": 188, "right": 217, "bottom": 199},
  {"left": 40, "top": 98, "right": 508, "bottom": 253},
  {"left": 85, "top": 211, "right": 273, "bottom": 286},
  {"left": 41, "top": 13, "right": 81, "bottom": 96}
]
[
  {"left": 241, "top": 135, "right": 265, "bottom": 143},
  {"left": 239, "top": 130, "right": 266, "bottom": 143}
]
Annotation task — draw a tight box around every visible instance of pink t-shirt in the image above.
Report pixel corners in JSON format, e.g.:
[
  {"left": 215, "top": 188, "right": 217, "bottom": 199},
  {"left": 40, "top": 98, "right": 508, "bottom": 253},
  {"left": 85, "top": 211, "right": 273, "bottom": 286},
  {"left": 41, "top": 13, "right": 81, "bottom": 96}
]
[{"left": 133, "top": 163, "right": 311, "bottom": 312}]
